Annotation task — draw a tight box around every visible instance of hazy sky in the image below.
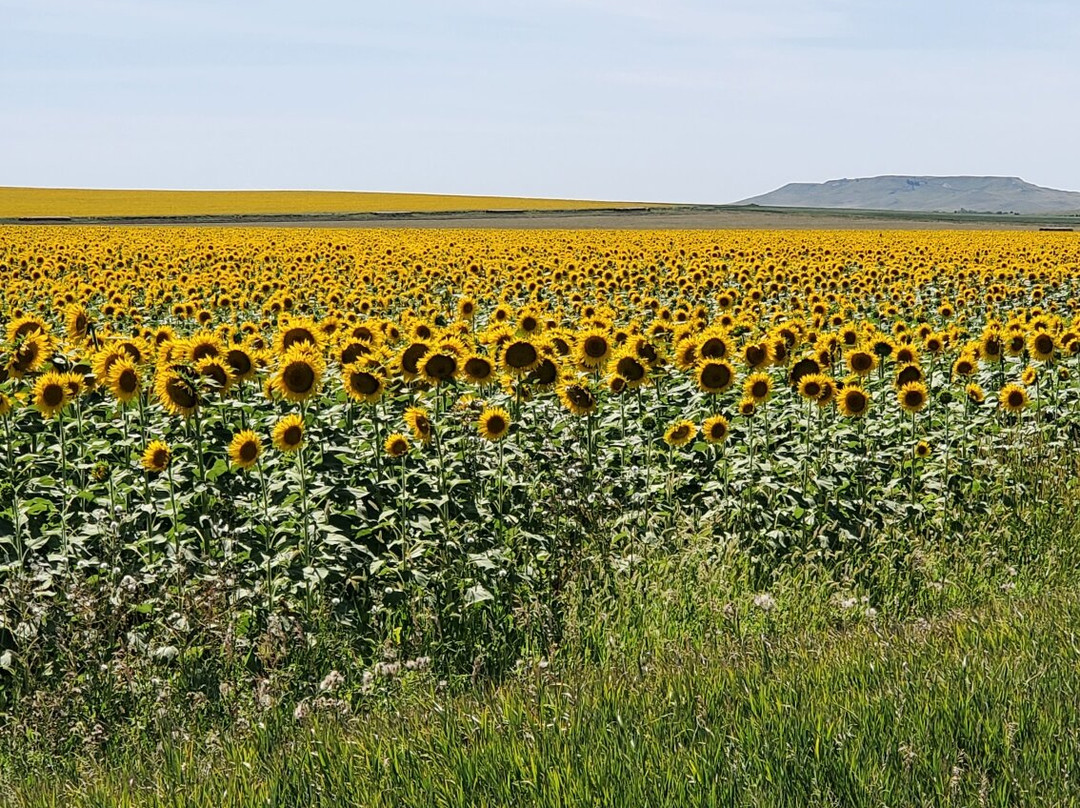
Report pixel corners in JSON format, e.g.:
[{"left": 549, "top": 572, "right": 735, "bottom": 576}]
[{"left": 3, "top": 0, "right": 1078, "bottom": 203}]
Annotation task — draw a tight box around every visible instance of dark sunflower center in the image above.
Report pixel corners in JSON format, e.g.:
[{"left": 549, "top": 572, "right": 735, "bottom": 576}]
[
  {"left": 699, "top": 337, "right": 727, "bottom": 359},
  {"left": 671, "top": 426, "right": 690, "bottom": 441},
  {"left": 43, "top": 384, "right": 64, "bottom": 407},
  {"left": 227, "top": 350, "right": 252, "bottom": 376},
  {"left": 401, "top": 343, "right": 428, "bottom": 374},
  {"left": 351, "top": 372, "right": 379, "bottom": 395},
  {"left": 1035, "top": 335, "right": 1053, "bottom": 354},
  {"left": 745, "top": 345, "right": 766, "bottom": 366},
  {"left": 283, "top": 425, "right": 303, "bottom": 445},
  {"left": 751, "top": 381, "right": 769, "bottom": 398},
  {"left": 240, "top": 441, "right": 258, "bottom": 462},
  {"left": 284, "top": 362, "right": 315, "bottom": 393},
  {"left": 851, "top": 353, "right": 872, "bottom": 372},
  {"left": 487, "top": 415, "right": 506, "bottom": 434},
  {"left": 847, "top": 391, "right": 867, "bottom": 412},
  {"left": 192, "top": 343, "right": 218, "bottom": 361},
  {"left": 505, "top": 342, "right": 538, "bottom": 368},
  {"left": 425, "top": 354, "right": 456, "bottom": 380},
  {"left": 465, "top": 357, "right": 493, "bottom": 379},
  {"left": 282, "top": 327, "right": 316, "bottom": 349},
  {"left": 700, "top": 363, "right": 731, "bottom": 390},
  {"left": 119, "top": 369, "right": 138, "bottom": 393},
  {"left": 616, "top": 357, "right": 645, "bottom": 381},
  {"left": 153, "top": 449, "right": 168, "bottom": 468},
  {"left": 166, "top": 378, "right": 198, "bottom": 408},
  {"left": 1009, "top": 391, "right": 1024, "bottom": 407}
]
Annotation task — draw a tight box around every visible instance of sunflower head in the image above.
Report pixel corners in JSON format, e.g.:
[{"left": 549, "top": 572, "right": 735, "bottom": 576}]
[
  {"left": 503, "top": 339, "right": 541, "bottom": 375},
  {"left": 461, "top": 353, "right": 496, "bottom": 385},
  {"left": 404, "top": 406, "right": 433, "bottom": 444},
  {"left": 837, "top": 386, "right": 870, "bottom": 418},
  {"left": 384, "top": 432, "right": 410, "bottom": 458},
  {"left": 999, "top": 383, "right": 1029, "bottom": 412},
  {"left": 272, "top": 413, "right": 306, "bottom": 452},
  {"left": 478, "top": 406, "right": 511, "bottom": 441},
  {"left": 343, "top": 363, "right": 385, "bottom": 403},
  {"left": 107, "top": 356, "right": 142, "bottom": 405},
  {"left": 898, "top": 381, "right": 928, "bottom": 413},
  {"left": 33, "top": 371, "right": 70, "bottom": 418},
  {"left": 272, "top": 344, "right": 325, "bottom": 403},
  {"left": 228, "top": 430, "right": 262, "bottom": 470},
  {"left": 558, "top": 380, "right": 597, "bottom": 416},
  {"left": 141, "top": 440, "right": 171, "bottom": 473},
  {"left": 702, "top": 414, "right": 730, "bottom": 444},
  {"left": 743, "top": 372, "right": 773, "bottom": 403},
  {"left": 965, "top": 383, "right": 985, "bottom": 404},
  {"left": 155, "top": 367, "right": 200, "bottom": 418},
  {"left": 698, "top": 360, "right": 735, "bottom": 394},
  {"left": 664, "top": 419, "right": 697, "bottom": 447},
  {"left": 914, "top": 440, "right": 931, "bottom": 459}
]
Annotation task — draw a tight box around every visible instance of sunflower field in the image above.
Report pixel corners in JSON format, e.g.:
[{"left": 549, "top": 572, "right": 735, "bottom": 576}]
[{"left": 2, "top": 226, "right": 1080, "bottom": 681}]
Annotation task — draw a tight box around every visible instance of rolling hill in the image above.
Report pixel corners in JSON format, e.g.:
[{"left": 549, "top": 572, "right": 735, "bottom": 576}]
[{"left": 735, "top": 176, "right": 1080, "bottom": 215}]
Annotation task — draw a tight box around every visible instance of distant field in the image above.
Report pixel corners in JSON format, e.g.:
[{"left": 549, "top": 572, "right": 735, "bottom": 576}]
[{"left": 0, "top": 186, "right": 649, "bottom": 218}]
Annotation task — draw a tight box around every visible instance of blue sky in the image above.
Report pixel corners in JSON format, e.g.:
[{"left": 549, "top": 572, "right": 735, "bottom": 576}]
[{"left": 3, "top": 0, "right": 1078, "bottom": 203}]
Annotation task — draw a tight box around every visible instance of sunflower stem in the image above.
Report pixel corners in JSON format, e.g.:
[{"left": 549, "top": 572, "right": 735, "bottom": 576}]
[{"left": 4, "top": 414, "right": 23, "bottom": 565}]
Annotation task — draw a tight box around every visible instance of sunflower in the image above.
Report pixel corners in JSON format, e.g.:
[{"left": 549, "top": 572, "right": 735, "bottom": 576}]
[
  {"left": 738, "top": 397, "right": 757, "bottom": 417},
  {"left": 458, "top": 297, "right": 477, "bottom": 320},
  {"left": 914, "top": 440, "right": 931, "bottom": 459},
  {"left": 1028, "top": 331, "right": 1055, "bottom": 362},
  {"left": 478, "top": 406, "right": 510, "bottom": 441},
  {"left": 398, "top": 341, "right": 430, "bottom": 381},
  {"left": 742, "top": 342, "right": 769, "bottom": 369},
  {"left": 420, "top": 351, "right": 458, "bottom": 385},
  {"left": 558, "top": 380, "right": 597, "bottom": 416},
  {"left": 697, "top": 330, "right": 733, "bottom": 360},
  {"left": 743, "top": 372, "right": 772, "bottom": 403},
  {"left": 664, "top": 419, "right": 696, "bottom": 447},
  {"left": 897, "top": 381, "right": 928, "bottom": 413},
  {"left": 272, "top": 413, "right": 305, "bottom": 452},
  {"left": 816, "top": 377, "right": 837, "bottom": 407},
  {"left": 154, "top": 368, "right": 200, "bottom": 417},
  {"left": 702, "top": 414, "right": 730, "bottom": 444},
  {"left": 141, "top": 440, "right": 171, "bottom": 473},
  {"left": 612, "top": 350, "right": 648, "bottom": 389},
  {"left": 228, "top": 430, "right": 262, "bottom": 470},
  {"left": 965, "top": 383, "right": 985, "bottom": 404},
  {"left": 797, "top": 373, "right": 827, "bottom": 401},
  {"left": 527, "top": 357, "right": 561, "bottom": 389},
  {"left": 837, "top": 386, "right": 870, "bottom": 418},
  {"left": 503, "top": 339, "right": 541, "bottom": 375},
  {"left": 272, "top": 344, "right": 325, "bottom": 403},
  {"left": 697, "top": 360, "right": 735, "bottom": 394},
  {"left": 404, "top": 406, "right": 432, "bottom": 444},
  {"left": 384, "top": 432, "right": 410, "bottom": 458},
  {"left": 462, "top": 353, "right": 496, "bottom": 385},
  {"left": 183, "top": 331, "right": 223, "bottom": 363},
  {"left": 847, "top": 349, "right": 877, "bottom": 376},
  {"left": 6, "top": 315, "right": 48, "bottom": 343},
  {"left": 1000, "top": 383, "right": 1028, "bottom": 412},
  {"left": 106, "top": 357, "right": 142, "bottom": 405},
  {"left": 0, "top": 392, "right": 12, "bottom": 418},
  {"left": 275, "top": 316, "right": 323, "bottom": 354},
  {"left": 952, "top": 354, "right": 977, "bottom": 378},
  {"left": 33, "top": 371, "right": 69, "bottom": 418},
  {"left": 894, "top": 363, "right": 924, "bottom": 389},
  {"left": 7, "top": 334, "right": 52, "bottom": 377},
  {"left": 980, "top": 331, "right": 1003, "bottom": 363},
  {"left": 342, "top": 363, "right": 385, "bottom": 403},
  {"left": 1021, "top": 366, "right": 1037, "bottom": 386},
  {"left": 65, "top": 304, "right": 90, "bottom": 342},
  {"left": 196, "top": 357, "right": 234, "bottom": 396},
  {"left": 225, "top": 347, "right": 257, "bottom": 382}
]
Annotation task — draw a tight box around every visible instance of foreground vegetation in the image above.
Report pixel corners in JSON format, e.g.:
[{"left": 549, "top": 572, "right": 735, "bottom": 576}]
[{"left": 3, "top": 227, "right": 1080, "bottom": 801}]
